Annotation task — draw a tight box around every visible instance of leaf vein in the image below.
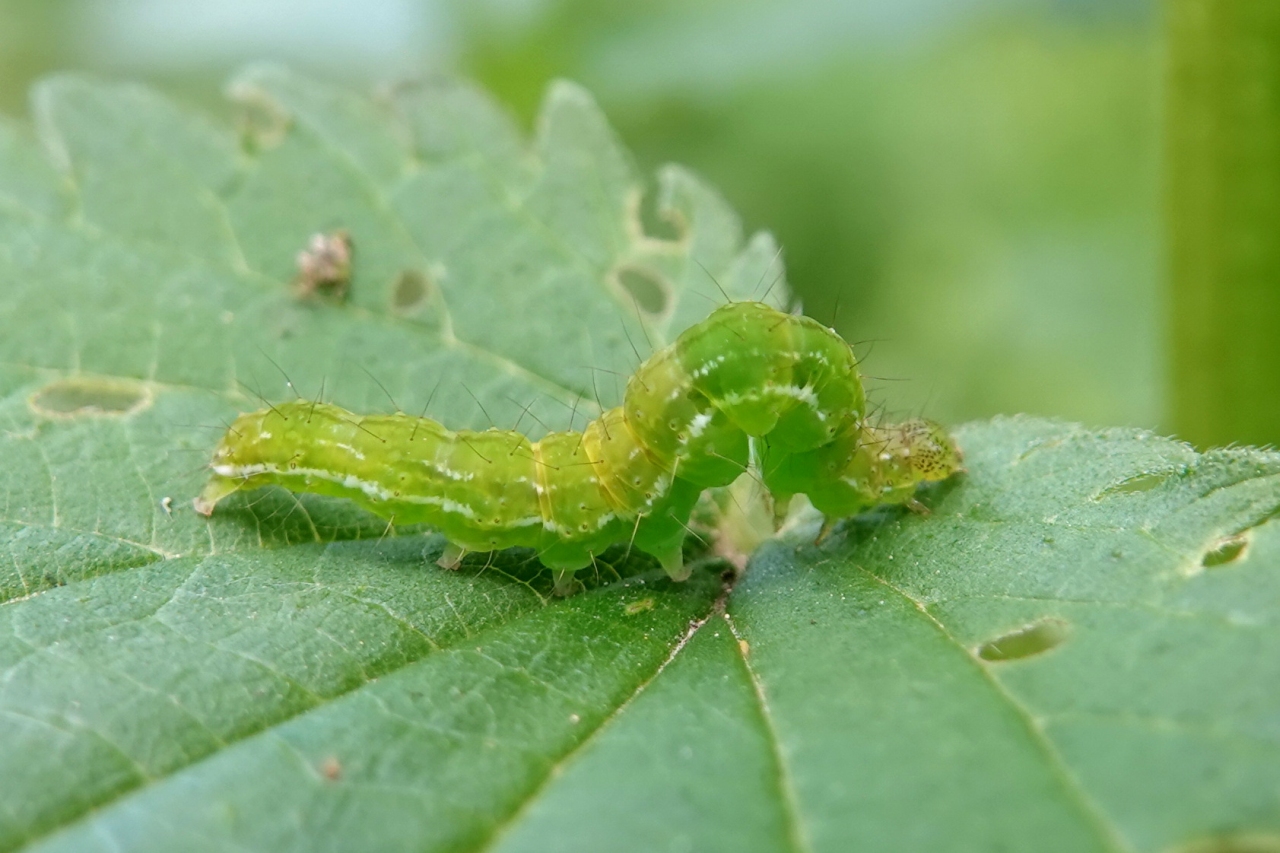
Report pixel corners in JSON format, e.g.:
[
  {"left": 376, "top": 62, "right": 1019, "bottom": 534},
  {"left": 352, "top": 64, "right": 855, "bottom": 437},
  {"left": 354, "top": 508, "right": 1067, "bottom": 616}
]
[{"left": 852, "top": 564, "right": 1134, "bottom": 853}]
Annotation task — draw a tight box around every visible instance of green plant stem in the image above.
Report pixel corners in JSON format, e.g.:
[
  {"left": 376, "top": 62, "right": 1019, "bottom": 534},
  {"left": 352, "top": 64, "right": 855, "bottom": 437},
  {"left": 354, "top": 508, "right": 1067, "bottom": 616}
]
[{"left": 1167, "top": 0, "right": 1280, "bottom": 448}]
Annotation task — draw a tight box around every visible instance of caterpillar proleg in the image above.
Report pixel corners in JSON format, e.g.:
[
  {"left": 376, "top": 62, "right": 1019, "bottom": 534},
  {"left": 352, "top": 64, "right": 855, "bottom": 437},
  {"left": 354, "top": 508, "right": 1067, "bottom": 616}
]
[{"left": 196, "top": 302, "right": 962, "bottom": 593}]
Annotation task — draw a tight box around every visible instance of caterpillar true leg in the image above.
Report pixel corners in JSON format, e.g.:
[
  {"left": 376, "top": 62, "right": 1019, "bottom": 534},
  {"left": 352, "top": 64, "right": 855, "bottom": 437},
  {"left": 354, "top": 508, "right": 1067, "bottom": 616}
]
[{"left": 196, "top": 302, "right": 962, "bottom": 590}]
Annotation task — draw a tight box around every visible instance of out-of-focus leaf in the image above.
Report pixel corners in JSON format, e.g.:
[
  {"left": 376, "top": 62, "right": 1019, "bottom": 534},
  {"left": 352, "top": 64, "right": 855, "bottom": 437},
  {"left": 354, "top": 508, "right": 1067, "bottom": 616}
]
[{"left": 460, "top": 3, "right": 1161, "bottom": 429}]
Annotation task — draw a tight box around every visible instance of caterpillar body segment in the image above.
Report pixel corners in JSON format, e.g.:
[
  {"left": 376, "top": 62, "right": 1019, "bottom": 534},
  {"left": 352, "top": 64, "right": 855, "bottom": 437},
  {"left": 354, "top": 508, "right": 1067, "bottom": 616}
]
[{"left": 196, "top": 302, "right": 961, "bottom": 592}]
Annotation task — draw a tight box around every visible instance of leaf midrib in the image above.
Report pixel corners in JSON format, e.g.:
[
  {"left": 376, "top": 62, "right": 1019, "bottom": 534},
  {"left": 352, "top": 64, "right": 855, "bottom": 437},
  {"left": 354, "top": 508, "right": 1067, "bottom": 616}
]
[
  {"left": 468, "top": 586, "right": 731, "bottom": 853},
  {"left": 723, "top": 610, "right": 813, "bottom": 853}
]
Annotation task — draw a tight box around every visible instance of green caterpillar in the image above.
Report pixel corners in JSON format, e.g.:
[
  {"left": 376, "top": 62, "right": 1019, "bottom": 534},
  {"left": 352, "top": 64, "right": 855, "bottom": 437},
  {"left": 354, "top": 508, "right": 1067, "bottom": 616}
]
[{"left": 195, "top": 302, "right": 962, "bottom": 593}]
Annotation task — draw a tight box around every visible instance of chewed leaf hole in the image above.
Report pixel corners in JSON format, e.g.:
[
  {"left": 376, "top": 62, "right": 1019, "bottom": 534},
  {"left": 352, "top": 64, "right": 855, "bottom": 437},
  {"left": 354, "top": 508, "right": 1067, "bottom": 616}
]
[
  {"left": 392, "top": 269, "right": 431, "bottom": 312},
  {"left": 1097, "top": 470, "right": 1175, "bottom": 498},
  {"left": 29, "top": 377, "right": 150, "bottom": 418},
  {"left": 1203, "top": 533, "right": 1249, "bottom": 568},
  {"left": 612, "top": 265, "right": 670, "bottom": 315},
  {"left": 635, "top": 185, "right": 687, "bottom": 243},
  {"left": 977, "top": 618, "right": 1070, "bottom": 662}
]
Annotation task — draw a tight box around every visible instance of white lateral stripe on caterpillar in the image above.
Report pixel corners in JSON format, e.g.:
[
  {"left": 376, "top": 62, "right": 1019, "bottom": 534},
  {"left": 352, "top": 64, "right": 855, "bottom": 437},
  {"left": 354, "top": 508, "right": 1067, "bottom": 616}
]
[{"left": 197, "top": 302, "right": 963, "bottom": 593}]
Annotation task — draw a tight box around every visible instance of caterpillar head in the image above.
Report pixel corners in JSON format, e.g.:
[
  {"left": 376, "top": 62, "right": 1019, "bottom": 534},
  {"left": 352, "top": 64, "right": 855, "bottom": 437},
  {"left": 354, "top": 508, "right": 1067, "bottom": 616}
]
[
  {"left": 855, "top": 418, "right": 963, "bottom": 508},
  {"left": 892, "top": 418, "right": 964, "bottom": 483}
]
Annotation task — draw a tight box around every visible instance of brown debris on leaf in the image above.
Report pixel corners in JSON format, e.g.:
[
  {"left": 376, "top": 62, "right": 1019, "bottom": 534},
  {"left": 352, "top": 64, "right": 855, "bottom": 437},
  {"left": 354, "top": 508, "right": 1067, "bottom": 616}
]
[{"left": 294, "top": 230, "right": 353, "bottom": 301}]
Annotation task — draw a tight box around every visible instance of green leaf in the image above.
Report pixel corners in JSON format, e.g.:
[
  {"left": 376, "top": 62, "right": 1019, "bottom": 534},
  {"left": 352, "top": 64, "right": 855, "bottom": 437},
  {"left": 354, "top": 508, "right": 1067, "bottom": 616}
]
[{"left": 2, "top": 68, "right": 1279, "bottom": 853}]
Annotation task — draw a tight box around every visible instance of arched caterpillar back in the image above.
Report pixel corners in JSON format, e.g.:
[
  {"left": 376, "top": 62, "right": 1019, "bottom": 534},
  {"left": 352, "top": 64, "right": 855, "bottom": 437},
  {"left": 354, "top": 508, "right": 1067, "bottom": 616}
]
[{"left": 196, "top": 302, "right": 962, "bottom": 593}]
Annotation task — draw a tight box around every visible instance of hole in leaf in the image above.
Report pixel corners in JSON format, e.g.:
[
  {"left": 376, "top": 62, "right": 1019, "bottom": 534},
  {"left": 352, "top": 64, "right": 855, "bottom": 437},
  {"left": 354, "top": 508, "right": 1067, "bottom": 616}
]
[
  {"left": 1112, "top": 473, "right": 1167, "bottom": 493},
  {"left": 613, "top": 265, "right": 670, "bottom": 315},
  {"left": 392, "top": 269, "right": 431, "bottom": 312},
  {"left": 638, "top": 184, "right": 686, "bottom": 242},
  {"left": 1097, "top": 470, "right": 1176, "bottom": 498},
  {"left": 29, "top": 377, "right": 150, "bottom": 418},
  {"left": 977, "top": 618, "right": 1070, "bottom": 662},
  {"left": 1203, "top": 533, "right": 1249, "bottom": 568}
]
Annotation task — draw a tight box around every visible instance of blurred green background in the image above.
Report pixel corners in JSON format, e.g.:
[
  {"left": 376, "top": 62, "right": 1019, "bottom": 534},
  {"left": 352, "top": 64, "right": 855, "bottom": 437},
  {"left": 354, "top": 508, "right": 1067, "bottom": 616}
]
[{"left": 2, "top": 0, "right": 1245, "bottom": 443}]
